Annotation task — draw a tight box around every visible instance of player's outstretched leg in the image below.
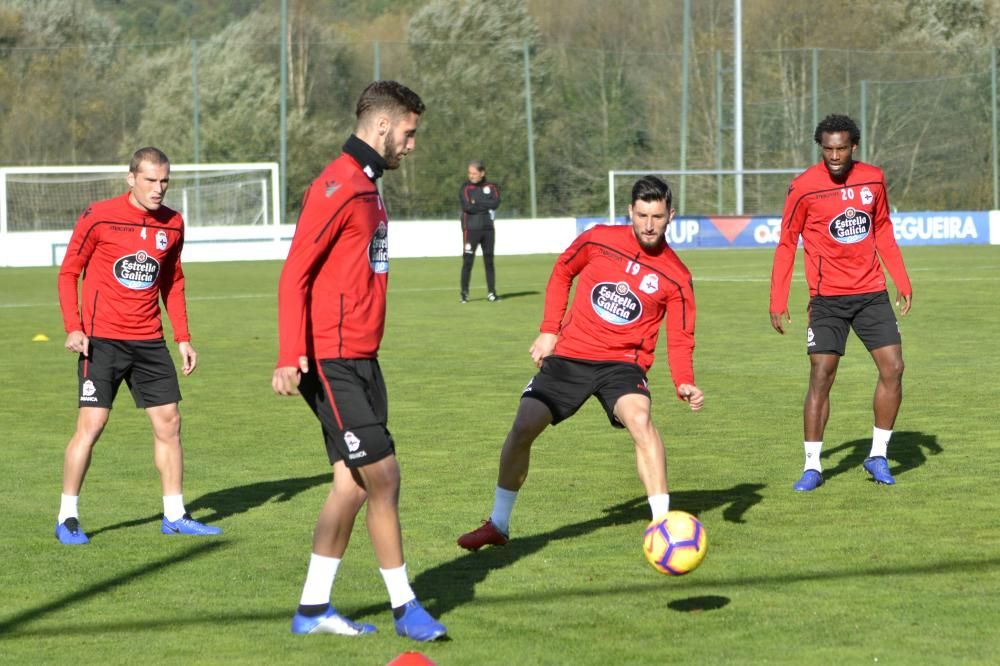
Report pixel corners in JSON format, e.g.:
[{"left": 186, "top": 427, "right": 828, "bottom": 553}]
[
  {"left": 458, "top": 397, "right": 551, "bottom": 550},
  {"left": 291, "top": 605, "right": 376, "bottom": 635}
]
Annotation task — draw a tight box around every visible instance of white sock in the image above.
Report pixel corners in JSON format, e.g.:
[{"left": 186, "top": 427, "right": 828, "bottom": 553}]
[
  {"left": 299, "top": 554, "right": 341, "bottom": 606},
  {"left": 58, "top": 494, "right": 79, "bottom": 524},
  {"left": 489, "top": 486, "right": 518, "bottom": 535},
  {"left": 648, "top": 493, "right": 670, "bottom": 520},
  {"left": 870, "top": 427, "right": 892, "bottom": 459},
  {"left": 163, "top": 494, "right": 186, "bottom": 522},
  {"left": 804, "top": 441, "right": 823, "bottom": 471},
  {"left": 380, "top": 564, "right": 416, "bottom": 609}
]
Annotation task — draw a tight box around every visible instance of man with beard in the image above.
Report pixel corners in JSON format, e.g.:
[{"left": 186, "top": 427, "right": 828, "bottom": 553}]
[
  {"left": 770, "top": 113, "right": 912, "bottom": 492},
  {"left": 273, "top": 81, "right": 446, "bottom": 641},
  {"left": 457, "top": 175, "right": 704, "bottom": 551}
]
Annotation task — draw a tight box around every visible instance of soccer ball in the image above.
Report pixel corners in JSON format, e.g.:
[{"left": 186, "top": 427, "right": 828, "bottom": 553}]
[{"left": 642, "top": 510, "right": 707, "bottom": 575}]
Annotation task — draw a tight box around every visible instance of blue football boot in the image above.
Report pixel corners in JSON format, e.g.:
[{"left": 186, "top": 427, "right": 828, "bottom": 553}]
[
  {"left": 291, "top": 605, "right": 376, "bottom": 635},
  {"left": 161, "top": 514, "right": 222, "bottom": 535},
  {"left": 792, "top": 469, "right": 824, "bottom": 492},
  {"left": 55, "top": 517, "right": 90, "bottom": 545},
  {"left": 393, "top": 599, "right": 447, "bottom": 642},
  {"left": 863, "top": 456, "right": 896, "bottom": 485}
]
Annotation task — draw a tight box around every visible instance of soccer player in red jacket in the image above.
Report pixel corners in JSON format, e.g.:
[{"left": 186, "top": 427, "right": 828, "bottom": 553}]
[
  {"left": 55, "top": 146, "right": 221, "bottom": 545},
  {"left": 770, "top": 114, "right": 912, "bottom": 491},
  {"left": 273, "top": 81, "right": 445, "bottom": 641},
  {"left": 458, "top": 176, "right": 704, "bottom": 551}
]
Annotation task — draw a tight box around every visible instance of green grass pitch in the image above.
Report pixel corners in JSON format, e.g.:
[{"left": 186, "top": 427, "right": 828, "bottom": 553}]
[{"left": 1, "top": 245, "right": 998, "bottom": 664}]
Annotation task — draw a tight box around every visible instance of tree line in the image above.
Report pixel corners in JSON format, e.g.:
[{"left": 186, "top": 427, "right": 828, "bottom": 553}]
[{"left": 2, "top": 0, "right": 999, "bottom": 220}]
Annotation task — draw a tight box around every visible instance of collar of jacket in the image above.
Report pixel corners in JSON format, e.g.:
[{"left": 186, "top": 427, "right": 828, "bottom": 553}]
[{"left": 342, "top": 134, "right": 388, "bottom": 182}]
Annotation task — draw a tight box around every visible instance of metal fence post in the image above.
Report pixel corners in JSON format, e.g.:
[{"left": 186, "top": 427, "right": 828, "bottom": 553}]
[{"left": 523, "top": 40, "right": 537, "bottom": 218}]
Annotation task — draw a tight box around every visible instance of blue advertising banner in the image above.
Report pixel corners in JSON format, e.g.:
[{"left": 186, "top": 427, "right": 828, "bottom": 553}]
[{"left": 577, "top": 211, "right": 990, "bottom": 248}]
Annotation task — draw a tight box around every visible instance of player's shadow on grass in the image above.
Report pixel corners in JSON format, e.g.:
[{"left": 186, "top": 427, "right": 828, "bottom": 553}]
[
  {"left": 821, "top": 431, "right": 942, "bottom": 484},
  {"left": 0, "top": 541, "right": 229, "bottom": 636},
  {"left": 466, "top": 290, "right": 538, "bottom": 302},
  {"left": 349, "top": 483, "right": 765, "bottom": 620},
  {"left": 85, "top": 473, "right": 329, "bottom": 539}
]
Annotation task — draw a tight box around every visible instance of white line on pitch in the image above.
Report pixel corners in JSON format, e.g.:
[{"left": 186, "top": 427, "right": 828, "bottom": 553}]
[{"left": 3, "top": 274, "right": 998, "bottom": 309}]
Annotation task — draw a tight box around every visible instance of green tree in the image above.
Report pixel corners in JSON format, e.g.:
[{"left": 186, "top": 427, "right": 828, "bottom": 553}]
[
  {"left": 0, "top": 0, "right": 125, "bottom": 165},
  {"left": 405, "top": 0, "right": 542, "bottom": 218}
]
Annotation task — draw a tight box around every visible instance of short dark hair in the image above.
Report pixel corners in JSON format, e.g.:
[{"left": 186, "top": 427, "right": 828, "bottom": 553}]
[
  {"left": 129, "top": 146, "right": 169, "bottom": 173},
  {"left": 814, "top": 114, "right": 860, "bottom": 146},
  {"left": 355, "top": 80, "right": 425, "bottom": 121},
  {"left": 631, "top": 175, "right": 672, "bottom": 209}
]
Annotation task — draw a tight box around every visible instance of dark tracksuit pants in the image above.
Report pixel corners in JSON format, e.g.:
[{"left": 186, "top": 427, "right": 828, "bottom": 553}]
[{"left": 461, "top": 226, "right": 495, "bottom": 296}]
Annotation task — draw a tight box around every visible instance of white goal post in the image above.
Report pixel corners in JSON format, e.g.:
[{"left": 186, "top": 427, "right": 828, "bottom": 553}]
[
  {"left": 609, "top": 168, "right": 805, "bottom": 220},
  {"left": 0, "top": 162, "right": 281, "bottom": 234}
]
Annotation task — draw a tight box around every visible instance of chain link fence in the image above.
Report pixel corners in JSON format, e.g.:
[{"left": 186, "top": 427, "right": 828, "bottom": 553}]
[{"left": 1, "top": 37, "right": 996, "bottom": 223}]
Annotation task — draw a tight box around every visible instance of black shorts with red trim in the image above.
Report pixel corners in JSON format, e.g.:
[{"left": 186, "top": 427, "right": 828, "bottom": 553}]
[
  {"left": 298, "top": 358, "right": 395, "bottom": 468},
  {"left": 520, "top": 355, "right": 651, "bottom": 428},
  {"left": 77, "top": 337, "right": 181, "bottom": 409},
  {"left": 807, "top": 290, "right": 901, "bottom": 356}
]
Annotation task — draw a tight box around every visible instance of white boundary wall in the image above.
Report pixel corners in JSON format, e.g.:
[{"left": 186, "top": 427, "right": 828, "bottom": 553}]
[
  {"left": 2, "top": 212, "right": 997, "bottom": 268},
  {"left": 0, "top": 218, "right": 579, "bottom": 267}
]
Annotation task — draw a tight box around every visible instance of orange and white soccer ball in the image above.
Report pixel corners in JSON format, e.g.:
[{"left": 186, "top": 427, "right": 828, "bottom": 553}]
[{"left": 642, "top": 510, "right": 707, "bottom": 575}]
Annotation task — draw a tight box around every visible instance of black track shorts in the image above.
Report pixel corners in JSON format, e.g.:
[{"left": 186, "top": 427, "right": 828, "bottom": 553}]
[
  {"left": 299, "top": 358, "right": 395, "bottom": 468},
  {"left": 806, "top": 291, "right": 901, "bottom": 356},
  {"left": 77, "top": 337, "right": 181, "bottom": 409},
  {"left": 520, "top": 355, "right": 651, "bottom": 428}
]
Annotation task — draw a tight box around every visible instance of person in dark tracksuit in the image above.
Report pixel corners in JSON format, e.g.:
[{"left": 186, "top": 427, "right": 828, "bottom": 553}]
[{"left": 459, "top": 159, "right": 501, "bottom": 303}]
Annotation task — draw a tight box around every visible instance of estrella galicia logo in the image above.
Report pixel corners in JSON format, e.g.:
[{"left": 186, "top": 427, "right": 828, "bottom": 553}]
[
  {"left": 828, "top": 207, "right": 871, "bottom": 244},
  {"left": 369, "top": 221, "right": 388, "bottom": 274},
  {"left": 114, "top": 250, "right": 160, "bottom": 289},
  {"left": 591, "top": 281, "right": 642, "bottom": 325}
]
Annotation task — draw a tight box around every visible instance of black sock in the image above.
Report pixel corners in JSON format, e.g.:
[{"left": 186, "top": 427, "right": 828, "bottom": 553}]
[
  {"left": 297, "top": 603, "right": 329, "bottom": 617},
  {"left": 392, "top": 604, "right": 409, "bottom": 620}
]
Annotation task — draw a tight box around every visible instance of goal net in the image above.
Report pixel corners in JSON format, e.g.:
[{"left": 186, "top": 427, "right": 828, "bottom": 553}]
[
  {"left": 0, "top": 163, "right": 280, "bottom": 233},
  {"left": 608, "top": 168, "right": 805, "bottom": 221}
]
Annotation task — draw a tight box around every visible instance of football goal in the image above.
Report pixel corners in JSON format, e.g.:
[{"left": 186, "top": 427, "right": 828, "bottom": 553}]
[
  {"left": 608, "top": 168, "right": 805, "bottom": 220},
  {"left": 0, "top": 162, "right": 280, "bottom": 233}
]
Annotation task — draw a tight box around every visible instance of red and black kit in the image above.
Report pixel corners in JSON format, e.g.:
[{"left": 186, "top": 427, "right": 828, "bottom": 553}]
[
  {"left": 58, "top": 193, "right": 190, "bottom": 342},
  {"left": 538, "top": 224, "right": 697, "bottom": 400},
  {"left": 276, "top": 135, "right": 396, "bottom": 467},
  {"left": 59, "top": 193, "right": 189, "bottom": 408},
  {"left": 770, "top": 161, "right": 911, "bottom": 313},
  {"left": 277, "top": 136, "right": 390, "bottom": 367}
]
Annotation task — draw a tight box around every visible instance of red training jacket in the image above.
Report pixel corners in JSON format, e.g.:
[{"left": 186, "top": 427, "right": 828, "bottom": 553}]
[
  {"left": 58, "top": 193, "right": 190, "bottom": 342},
  {"left": 770, "top": 161, "right": 911, "bottom": 313},
  {"left": 541, "top": 224, "right": 696, "bottom": 398},
  {"left": 276, "top": 153, "right": 389, "bottom": 367}
]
